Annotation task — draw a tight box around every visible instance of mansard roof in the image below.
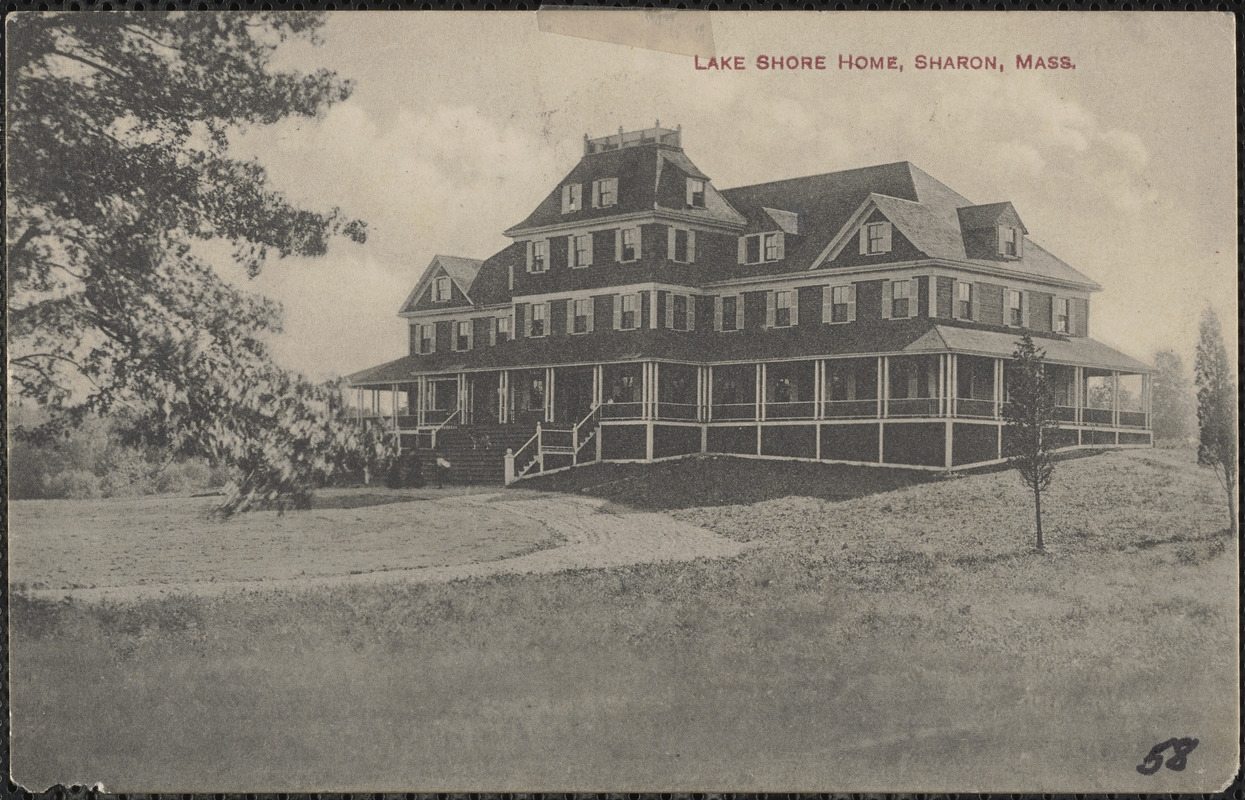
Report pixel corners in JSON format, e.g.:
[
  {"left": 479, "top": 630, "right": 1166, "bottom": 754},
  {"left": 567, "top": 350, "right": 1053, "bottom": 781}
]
[{"left": 504, "top": 141, "right": 744, "bottom": 235}]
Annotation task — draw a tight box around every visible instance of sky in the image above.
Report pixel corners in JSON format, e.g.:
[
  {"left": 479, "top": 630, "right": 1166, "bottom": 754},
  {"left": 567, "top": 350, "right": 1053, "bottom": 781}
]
[{"left": 223, "top": 11, "right": 1237, "bottom": 381}]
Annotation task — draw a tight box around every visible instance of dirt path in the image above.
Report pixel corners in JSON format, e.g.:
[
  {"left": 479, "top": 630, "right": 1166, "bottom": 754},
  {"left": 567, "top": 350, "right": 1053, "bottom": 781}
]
[{"left": 12, "top": 490, "right": 750, "bottom": 603}]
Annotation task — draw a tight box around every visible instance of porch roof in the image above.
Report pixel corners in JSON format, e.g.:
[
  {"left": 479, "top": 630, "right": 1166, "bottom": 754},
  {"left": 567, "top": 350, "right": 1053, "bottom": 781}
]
[{"left": 345, "top": 318, "right": 1148, "bottom": 387}]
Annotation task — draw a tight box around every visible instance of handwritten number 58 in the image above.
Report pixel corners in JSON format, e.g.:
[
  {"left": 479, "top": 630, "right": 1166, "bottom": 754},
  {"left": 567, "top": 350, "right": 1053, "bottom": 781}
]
[{"left": 1137, "top": 737, "right": 1199, "bottom": 775}]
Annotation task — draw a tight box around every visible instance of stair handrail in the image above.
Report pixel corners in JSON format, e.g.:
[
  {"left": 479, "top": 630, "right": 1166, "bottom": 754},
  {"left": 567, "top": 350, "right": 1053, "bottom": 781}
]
[
  {"left": 572, "top": 403, "right": 602, "bottom": 463},
  {"left": 511, "top": 422, "right": 542, "bottom": 480},
  {"left": 428, "top": 407, "right": 461, "bottom": 449}
]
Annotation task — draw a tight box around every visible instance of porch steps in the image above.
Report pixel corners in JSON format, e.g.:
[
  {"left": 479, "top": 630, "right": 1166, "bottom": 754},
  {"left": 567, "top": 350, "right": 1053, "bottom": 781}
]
[{"left": 419, "top": 423, "right": 537, "bottom": 484}]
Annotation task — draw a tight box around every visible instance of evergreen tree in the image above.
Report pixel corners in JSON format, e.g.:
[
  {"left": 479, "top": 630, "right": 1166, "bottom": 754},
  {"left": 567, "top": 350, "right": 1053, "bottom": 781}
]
[
  {"left": 1193, "top": 308, "right": 1238, "bottom": 532},
  {"left": 1151, "top": 349, "right": 1195, "bottom": 443},
  {"left": 1004, "top": 334, "right": 1060, "bottom": 551}
]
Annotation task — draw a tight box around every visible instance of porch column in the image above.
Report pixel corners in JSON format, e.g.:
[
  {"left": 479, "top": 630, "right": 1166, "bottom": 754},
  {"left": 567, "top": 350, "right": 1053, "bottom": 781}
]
[
  {"left": 1074, "top": 366, "right": 1084, "bottom": 425},
  {"left": 706, "top": 366, "right": 714, "bottom": 422},
  {"left": 950, "top": 354, "right": 958, "bottom": 418},
  {"left": 1111, "top": 371, "right": 1120, "bottom": 428},
  {"left": 696, "top": 366, "right": 704, "bottom": 422},
  {"left": 498, "top": 371, "right": 508, "bottom": 424},
  {"left": 458, "top": 374, "right": 468, "bottom": 424},
  {"left": 653, "top": 362, "right": 661, "bottom": 420},
  {"left": 993, "top": 358, "right": 1003, "bottom": 419},
  {"left": 814, "top": 360, "right": 825, "bottom": 420},
  {"left": 756, "top": 363, "right": 765, "bottom": 421},
  {"left": 880, "top": 356, "right": 889, "bottom": 418},
  {"left": 545, "top": 367, "right": 555, "bottom": 423},
  {"left": 356, "top": 388, "right": 363, "bottom": 424},
  {"left": 938, "top": 354, "right": 947, "bottom": 417},
  {"left": 593, "top": 364, "right": 603, "bottom": 408},
  {"left": 392, "top": 383, "right": 399, "bottom": 431}
]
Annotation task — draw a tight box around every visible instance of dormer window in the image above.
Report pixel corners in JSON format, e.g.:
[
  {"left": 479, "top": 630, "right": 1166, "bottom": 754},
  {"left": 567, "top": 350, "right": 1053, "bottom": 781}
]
[
  {"left": 528, "top": 239, "right": 548, "bottom": 273},
  {"left": 998, "top": 225, "right": 1021, "bottom": 258},
  {"left": 433, "top": 276, "right": 451, "bottom": 302},
  {"left": 740, "top": 232, "right": 784, "bottom": 264},
  {"left": 686, "top": 178, "right": 706, "bottom": 208},
  {"left": 862, "top": 221, "right": 892, "bottom": 255},
  {"left": 561, "top": 183, "right": 582, "bottom": 214},
  {"left": 593, "top": 178, "right": 618, "bottom": 208}
]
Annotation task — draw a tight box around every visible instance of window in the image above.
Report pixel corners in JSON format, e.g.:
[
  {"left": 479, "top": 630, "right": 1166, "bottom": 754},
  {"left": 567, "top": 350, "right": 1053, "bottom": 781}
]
[
  {"left": 529, "top": 303, "right": 548, "bottom": 337},
  {"left": 529, "top": 240, "right": 548, "bottom": 273},
  {"left": 892, "top": 280, "right": 911, "bottom": 318},
  {"left": 573, "top": 298, "right": 591, "bottom": 334},
  {"left": 619, "top": 227, "right": 638, "bottom": 262},
  {"left": 495, "top": 316, "right": 511, "bottom": 343},
  {"left": 561, "top": 183, "right": 582, "bottom": 213},
  {"left": 828, "top": 285, "right": 855, "bottom": 324},
  {"left": 433, "top": 276, "right": 450, "bottom": 302},
  {"left": 686, "top": 178, "right": 706, "bottom": 208},
  {"left": 670, "top": 228, "right": 695, "bottom": 263},
  {"left": 1053, "top": 297, "right": 1069, "bottom": 333},
  {"left": 455, "top": 320, "right": 471, "bottom": 351},
  {"left": 593, "top": 178, "right": 618, "bottom": 208},
  {"left": 720, "top": 296, "right": 738, "bottom": 332},
  {"left": 862, "top": 221, "right": 893, "bottom": 255},
  {"left": 525, "top": 374, "right": 545, "bottom": 412},
  {"left": 572, "top": 234, "right": 592, "bottom": 268},
  {"left": 620, "top": 294, "right": 638, "bottom": 330},
  {"left": 775, "top": 290, "right": 795, "bottom": 327},
  {"left": 999, "top": 226, "right": 1018, "bottom": 257},
  {"left": 956, "top": 282, "right": 973, "bottom": 319},
  {"left": 764, "top": 233, "right": 781, "bottom": 261},
  {"left": 1008, "top": 290, "right": 1023, "bottom": 327},
  {"left": 419, "top": 324, "right": 434, "bottom": 354},
  {"left": 672, "top": 295, "right": 688, "bottom": 331}
]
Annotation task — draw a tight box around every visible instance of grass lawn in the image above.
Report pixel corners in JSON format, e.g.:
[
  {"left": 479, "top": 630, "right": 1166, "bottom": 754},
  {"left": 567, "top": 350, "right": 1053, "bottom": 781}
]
[{"left": 8, "top": 448, "right": 1238, "bottom": 792}]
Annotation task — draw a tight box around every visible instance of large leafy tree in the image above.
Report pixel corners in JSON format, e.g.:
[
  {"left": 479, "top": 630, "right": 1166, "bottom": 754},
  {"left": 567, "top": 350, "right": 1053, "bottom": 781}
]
[
  {"left": 7, "top": 13, "right": 392, "bottom": 513},
  {"left": 1003, "top": 334, "right": 1059, "bottom": 551},
  {"left": 1193, "top": 307, "right": 1237, "bottom": 533}
]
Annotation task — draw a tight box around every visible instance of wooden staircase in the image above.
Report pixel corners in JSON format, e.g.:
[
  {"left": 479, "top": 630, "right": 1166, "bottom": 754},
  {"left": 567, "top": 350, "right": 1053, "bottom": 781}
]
[
  {"left": 506, "top": 405, "right": 602, "bottom": 484},
  {"left": 418, "top": 422, "right": 538, "bottom": 485}
]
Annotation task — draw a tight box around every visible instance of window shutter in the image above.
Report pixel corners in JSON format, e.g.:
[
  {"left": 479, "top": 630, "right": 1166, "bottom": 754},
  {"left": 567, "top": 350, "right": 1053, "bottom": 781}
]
[
  {"left": 859, "top": 227, "right": 868, "bottom": 255},
  {"left": 687, "top": 230, "right": 697, "bottom": 263},
  {"left": 567, "top": 300, "right": 575, "bottom": 333},
  {"left": 880, "top": 224, "right": 892, "bottom": 253},
  {"left": 790, "top": 289, "right": 799, "bottom": 326},
  {"left": 847, "top": 285, "right": 857, "bottom": 322},
  {"left": 1016, "top": 231, "right": 1024, "bottom": 258},
  {"left": 614, "top": 229, "right": 622, "bottom": 262},
  {"left": 613, "top": 294, "right": 622, "bottom": 330},
  {"left": 971, "top": 282, "right": 982, "bottom": 321},
  {"left": 996, "top": 225, "right": 1006, "bottom": 256},
  {"left": 562, "top": 185, "right": 570, "bottom": 214},
  {"left": 685, "top": 179, "right": 694, "bottom": 207},
  {"left": 736, "top": 295, "right": 745, "bottom": 330},
  {"left": 428, "top": 323, "right": 437, "bottom": 353},
  {"left": 1021, "top": 291, "right": 1030, "bottom": 328},
  {"left": 585, "top": 235, "right": 594, "bottom": 266},
  {"left": 775, "top": 232, "right": 785, "bottom": 260},
  {"left": 738, "top": 237, "right": 747, "bottom": 264},
  {"left": 665, "top": 293, "right": 674, "bottom": 329},
  {"left": 526, "top": 241, "right": 533, "bottom": 271},
  {"left": 634, "top": 226, "right": 642, "bottom": 259},
  {"left": 687, "top": 297, "right": 695, "bottom": 331},
  {"left": 881, "top": 280, "right": 892, "bottom": 319},
  {"left": 567, "top": 235, "right": 575, "bottom": 268},
  {"left": 927, "top": 275, "right": 937, "bottom": 318},
  {"left": 714, "top": 296, "right": 724, "bottom": 330},
  {"left": 667, "top": 227, "right": 676, "bottom": 261},
  {"left": 592, "top": 181, "right": 601, "bottom": 208},
  {"left": 765, "top": 291, "right": 776, "bottom": 328},
  {"left": 587, "top": 299, "right": 595, "bottom": 333},
  {"left": 489, "top": 318, "right": 498, "bottom": 346},
  {"left": 821, "top": 286, "right": 833, "bottom": 323},
  {"left": 466, "top": 322, "right": 474, "bottom": 351}
]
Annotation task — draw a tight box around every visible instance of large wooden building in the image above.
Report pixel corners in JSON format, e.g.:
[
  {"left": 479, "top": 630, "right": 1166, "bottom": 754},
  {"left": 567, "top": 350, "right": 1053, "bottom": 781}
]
[{"left": 348, "top": 124, "right": 1152, "bottom": 483}]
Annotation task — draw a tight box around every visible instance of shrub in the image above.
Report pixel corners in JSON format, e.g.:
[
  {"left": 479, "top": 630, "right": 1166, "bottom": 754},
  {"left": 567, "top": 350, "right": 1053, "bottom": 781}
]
[
  {"left": 384, "top": 451, "right": 425, "bottom": 489},
  {"left": 42, "top": 469, "right": 102, "bottom": 500}
]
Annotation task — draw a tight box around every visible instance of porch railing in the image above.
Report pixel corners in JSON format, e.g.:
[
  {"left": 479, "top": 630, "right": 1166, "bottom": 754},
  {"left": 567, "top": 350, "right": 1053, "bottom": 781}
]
[
  {"left": 956, "top": 398, "right": 995, "bottom": 419},
  {"left": 823, "top": 399, "right": 877, "bottom": 419},
  {"left": 600, "top": 401, "right": 643, "bottom": 420},
  {"left": 506, "top": 404, "right": 602, "bottom": 484},
  {"left": 1083, "top": 408, "right": 1113, "bottom": 426},
  {"left": 886, "top": 397, "right": 940, "bottom": 418},
  {"left": 413, "top": 407, "right": 460, "bottom": 450},
  {"left": 711, "top": 403, "right": 756, "bottom": 421},
  {"left": 765, "top": 400, "right": 815, "bottom": 420},
  {"left": 656, "top": 401, "right": 699, "bottom": 421}
]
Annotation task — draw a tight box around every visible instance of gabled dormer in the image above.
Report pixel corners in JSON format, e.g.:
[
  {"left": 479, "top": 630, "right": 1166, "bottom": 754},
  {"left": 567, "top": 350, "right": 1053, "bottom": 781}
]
[
  {"left": 957, "top": 202, "right": 1028, "bottom": 261},
  {"left": 398, "top": 254, "right": 483, "bottom": 315},
  {"left": 813, "top": 193, "right": 949, "bottom": 269}
]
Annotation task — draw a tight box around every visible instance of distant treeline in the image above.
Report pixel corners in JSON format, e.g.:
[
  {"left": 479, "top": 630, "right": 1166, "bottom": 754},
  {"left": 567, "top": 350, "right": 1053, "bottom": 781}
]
[{"left": 7, "top": 406, "right": 231, "bottom": 500}]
